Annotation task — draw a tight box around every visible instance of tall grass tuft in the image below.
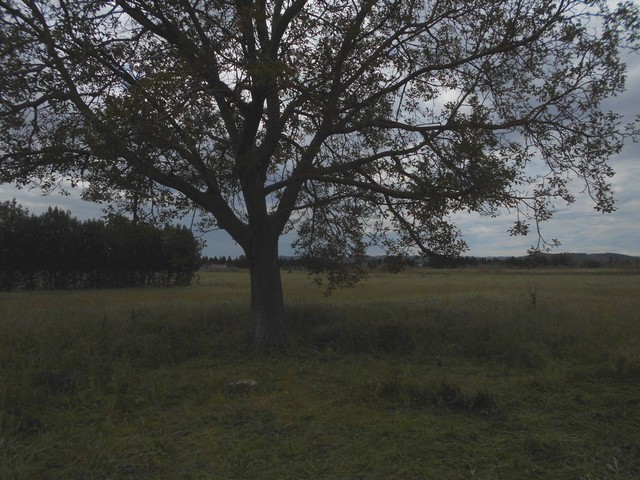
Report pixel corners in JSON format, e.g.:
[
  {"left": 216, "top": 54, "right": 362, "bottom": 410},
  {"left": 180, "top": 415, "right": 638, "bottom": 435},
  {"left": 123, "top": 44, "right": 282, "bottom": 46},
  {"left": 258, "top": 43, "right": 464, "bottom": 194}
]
[{"left": 363, "top": 375, "right": 500, "bottom": 415}]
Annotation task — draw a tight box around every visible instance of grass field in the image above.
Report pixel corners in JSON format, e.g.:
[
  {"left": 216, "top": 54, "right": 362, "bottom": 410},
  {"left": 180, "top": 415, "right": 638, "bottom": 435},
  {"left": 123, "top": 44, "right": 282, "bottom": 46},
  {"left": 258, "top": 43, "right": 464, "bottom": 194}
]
[{"left": 1, "top": 268, "right": 639, "bottom": 479}]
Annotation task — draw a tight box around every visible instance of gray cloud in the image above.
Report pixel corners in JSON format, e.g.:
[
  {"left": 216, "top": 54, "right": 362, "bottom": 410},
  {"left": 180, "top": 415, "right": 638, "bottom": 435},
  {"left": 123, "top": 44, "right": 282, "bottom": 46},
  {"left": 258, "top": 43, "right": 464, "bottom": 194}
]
[
  {"left": 453, "top": 144, "right": 640, "bottom": 257},
  {"left": 0, "top": 184, "right": 104, "bottom": 220},
  {"left": 453, "top": 48, "right": 640, "bottom": 257}
]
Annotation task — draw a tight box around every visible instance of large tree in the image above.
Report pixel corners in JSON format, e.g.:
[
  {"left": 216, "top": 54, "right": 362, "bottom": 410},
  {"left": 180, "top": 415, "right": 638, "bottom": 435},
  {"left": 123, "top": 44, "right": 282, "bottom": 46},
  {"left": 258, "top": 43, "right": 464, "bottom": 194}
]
[{"left": 1, "top": 0, "right": 638, "bottom": 347}]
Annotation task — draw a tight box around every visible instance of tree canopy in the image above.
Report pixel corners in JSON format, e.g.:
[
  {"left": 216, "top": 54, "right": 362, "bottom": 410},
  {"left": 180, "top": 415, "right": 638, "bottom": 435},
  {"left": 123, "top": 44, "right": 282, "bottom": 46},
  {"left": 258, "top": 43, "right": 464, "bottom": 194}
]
[{"left": 1, "top": 0, "right": 638, "bottom": 346}]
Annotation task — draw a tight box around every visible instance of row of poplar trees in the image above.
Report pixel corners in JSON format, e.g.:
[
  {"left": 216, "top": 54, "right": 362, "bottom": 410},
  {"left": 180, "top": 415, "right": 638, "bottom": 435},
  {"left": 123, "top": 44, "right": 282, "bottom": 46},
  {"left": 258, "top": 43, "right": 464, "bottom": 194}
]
[{"left": 0, "top": 200, "right": 201, "bottom": 290}]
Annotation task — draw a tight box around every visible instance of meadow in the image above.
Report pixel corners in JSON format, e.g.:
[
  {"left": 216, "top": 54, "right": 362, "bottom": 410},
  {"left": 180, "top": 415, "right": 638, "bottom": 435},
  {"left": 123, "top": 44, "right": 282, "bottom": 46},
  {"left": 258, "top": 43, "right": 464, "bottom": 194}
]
[{"left": 1, "top": 268, "right": 639, "bottom": 479}]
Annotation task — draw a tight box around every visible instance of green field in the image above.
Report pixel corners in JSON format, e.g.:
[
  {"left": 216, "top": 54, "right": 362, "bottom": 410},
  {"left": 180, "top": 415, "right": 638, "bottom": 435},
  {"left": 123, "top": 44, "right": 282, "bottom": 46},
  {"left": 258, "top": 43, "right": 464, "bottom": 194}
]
[{"left": 1, "top": 269, "right": 639, "bottom": 479}]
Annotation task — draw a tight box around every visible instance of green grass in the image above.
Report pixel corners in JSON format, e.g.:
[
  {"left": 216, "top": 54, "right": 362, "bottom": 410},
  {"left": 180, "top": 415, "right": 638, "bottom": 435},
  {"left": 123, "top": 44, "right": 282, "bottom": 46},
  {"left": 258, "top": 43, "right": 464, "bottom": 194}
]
[{"left": 1, "top": 268, "right": 640, "bottom": 479}]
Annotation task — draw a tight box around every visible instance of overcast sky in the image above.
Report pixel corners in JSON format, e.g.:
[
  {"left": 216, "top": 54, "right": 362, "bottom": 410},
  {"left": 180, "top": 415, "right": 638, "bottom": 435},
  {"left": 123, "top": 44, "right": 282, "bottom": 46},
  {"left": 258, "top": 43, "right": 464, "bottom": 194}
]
[{"left": 1, "top": 54, "right": 638, "bottom": 259}]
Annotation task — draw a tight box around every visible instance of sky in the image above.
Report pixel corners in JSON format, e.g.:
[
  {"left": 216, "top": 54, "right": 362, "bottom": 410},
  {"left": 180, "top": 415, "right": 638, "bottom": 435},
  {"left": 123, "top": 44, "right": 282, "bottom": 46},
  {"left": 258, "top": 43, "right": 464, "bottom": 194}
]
[{"left": 1, "top": 46, "right": 639, "bottom": 260}]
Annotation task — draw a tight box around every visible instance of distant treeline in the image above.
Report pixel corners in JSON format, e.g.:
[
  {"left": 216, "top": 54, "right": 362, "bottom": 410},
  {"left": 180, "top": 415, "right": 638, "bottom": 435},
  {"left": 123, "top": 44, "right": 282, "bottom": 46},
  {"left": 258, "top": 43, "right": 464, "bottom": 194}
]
[
  {"left": 0, "top": 200, "right": 201, "bottom": 290},
  {"left": 426, "top": 253, "right": 640, "bottom": 269},
  {"left": 202, "top": 252, "right": 639, "bottom": 271}
]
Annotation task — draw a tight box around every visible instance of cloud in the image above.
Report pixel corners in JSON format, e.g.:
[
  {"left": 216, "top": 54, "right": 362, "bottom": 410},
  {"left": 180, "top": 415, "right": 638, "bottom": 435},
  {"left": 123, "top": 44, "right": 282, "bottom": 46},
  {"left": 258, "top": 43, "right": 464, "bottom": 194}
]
[
  {"left": 452, "top": 47, "right": 640, "bottom": 257},
  {"left": 452, "top": 145, "right": 640, "bottom": 257},
  {"left": 452, "top": 153, "right": 640, "bottom": 257},
  {"left": 0, "top": 184, "right": 104, "bottom": 220}
]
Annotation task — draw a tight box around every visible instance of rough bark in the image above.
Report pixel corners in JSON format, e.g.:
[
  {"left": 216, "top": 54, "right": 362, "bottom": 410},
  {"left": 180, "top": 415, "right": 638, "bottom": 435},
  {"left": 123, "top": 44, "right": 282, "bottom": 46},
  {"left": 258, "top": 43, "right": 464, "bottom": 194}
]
[{"left": 247, "top": 229, "right": 286, "bottom": 350}]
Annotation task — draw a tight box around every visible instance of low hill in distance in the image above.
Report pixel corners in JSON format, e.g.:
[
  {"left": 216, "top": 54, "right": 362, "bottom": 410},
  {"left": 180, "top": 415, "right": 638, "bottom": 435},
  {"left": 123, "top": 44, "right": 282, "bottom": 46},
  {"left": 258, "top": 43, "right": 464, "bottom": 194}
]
[
  {"left": 491, "top": 252, "right": 640, "bottom": 268},
  {"left": 556, "top": 252, "right": 640, "bottom": 265},
  {"left": 353, "top": 252, "right": 640, "bottom": 268}
]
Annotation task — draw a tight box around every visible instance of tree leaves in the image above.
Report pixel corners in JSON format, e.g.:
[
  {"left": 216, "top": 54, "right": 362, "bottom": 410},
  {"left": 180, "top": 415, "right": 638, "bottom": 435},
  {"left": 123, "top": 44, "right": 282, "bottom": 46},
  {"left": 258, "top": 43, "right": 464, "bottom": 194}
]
[{"left": 1, "top": 0, "right": 638, "bottom": 276}]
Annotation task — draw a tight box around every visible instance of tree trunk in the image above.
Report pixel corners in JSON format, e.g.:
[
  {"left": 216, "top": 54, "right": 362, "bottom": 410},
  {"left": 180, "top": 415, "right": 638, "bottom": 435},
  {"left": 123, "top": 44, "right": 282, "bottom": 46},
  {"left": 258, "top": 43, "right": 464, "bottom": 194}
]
[{"left": 247, "top": 231, "right": 286, "bottom": 349}]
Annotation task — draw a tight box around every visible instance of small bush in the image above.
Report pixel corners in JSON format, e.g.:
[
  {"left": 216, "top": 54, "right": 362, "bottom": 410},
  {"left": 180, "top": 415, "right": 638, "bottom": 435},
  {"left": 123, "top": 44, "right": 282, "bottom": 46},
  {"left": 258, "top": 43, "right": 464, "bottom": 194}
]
[{"left": 364, "top": 377, "right": 499, "bottom": 415}]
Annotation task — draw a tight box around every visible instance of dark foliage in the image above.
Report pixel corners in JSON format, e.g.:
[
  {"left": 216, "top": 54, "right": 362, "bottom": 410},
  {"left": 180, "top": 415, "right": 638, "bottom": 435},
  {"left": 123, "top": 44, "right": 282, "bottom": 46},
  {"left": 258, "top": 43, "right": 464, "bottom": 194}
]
[{"left": 0, "top": 200, "right": 201, "bottom": 290}]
